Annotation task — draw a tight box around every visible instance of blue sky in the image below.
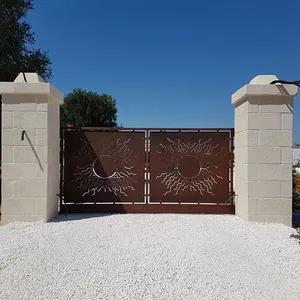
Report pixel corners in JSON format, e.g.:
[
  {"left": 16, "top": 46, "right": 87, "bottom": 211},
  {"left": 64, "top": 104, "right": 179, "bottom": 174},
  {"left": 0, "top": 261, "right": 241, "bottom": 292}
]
[{"left": 28, "top": 0, "right": 300, "bottom": 141}]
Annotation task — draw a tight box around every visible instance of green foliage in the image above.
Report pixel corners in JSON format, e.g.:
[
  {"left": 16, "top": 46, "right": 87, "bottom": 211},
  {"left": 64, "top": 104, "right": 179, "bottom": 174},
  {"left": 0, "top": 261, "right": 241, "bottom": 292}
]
[
  {"left": 0, "top": 0, "right": 52, "bottom": 81},
  {"left": 293, "top": 167, "right": 300, "bottom": 211},
  {"left": 61, "top": 89, "right": 118, "bottom": 128}
]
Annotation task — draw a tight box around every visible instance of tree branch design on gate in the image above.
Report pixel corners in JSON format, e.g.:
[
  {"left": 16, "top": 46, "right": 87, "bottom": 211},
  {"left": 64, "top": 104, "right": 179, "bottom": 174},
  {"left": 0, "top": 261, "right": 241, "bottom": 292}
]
[
  {"left": 72, "top": 138, "right": 138, "bottom": 196},
  {"left": 156, "top": 138, "right": 223, "bottom": 195}
]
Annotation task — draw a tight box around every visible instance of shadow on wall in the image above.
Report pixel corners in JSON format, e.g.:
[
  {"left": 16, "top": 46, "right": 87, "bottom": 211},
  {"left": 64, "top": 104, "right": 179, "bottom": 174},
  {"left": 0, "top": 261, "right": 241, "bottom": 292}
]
[{"left": 23, "top": 130, "right": 44, "bottom": 171}]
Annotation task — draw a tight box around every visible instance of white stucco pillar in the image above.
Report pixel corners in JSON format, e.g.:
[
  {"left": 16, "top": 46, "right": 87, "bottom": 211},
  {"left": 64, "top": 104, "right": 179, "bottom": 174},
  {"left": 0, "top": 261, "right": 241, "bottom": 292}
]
[
  {"left": 232, "top": 75, "right": 297, "bottom": 226},
  {"left": 1, "top": 73, "right": 63, "bottom": 225}
]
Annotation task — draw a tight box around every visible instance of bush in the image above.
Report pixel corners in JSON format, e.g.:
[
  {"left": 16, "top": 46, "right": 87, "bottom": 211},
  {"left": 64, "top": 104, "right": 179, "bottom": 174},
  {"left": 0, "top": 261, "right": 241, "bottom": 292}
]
[{"left": 293, "top": 168, "right": 300, "bottom": 211}]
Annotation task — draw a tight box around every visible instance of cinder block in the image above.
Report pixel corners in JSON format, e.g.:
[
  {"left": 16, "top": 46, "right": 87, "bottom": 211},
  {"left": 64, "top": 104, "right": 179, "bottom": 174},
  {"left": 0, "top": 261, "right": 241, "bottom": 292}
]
[
  {"left": 248, "top": 113, "right": 281, "bottom": 130},
  {"left": 247, "top": 164, "right": 258, "bottom": 181},
  {"left": 259, "top": 98, "right": 293, "bottom": 113},
  {"left": 263, "top": 215, "right": 292, "bottom": 226},
  {"left": 281, "top": 181, "right": 292, "bottom": 198},
  {"left": 248, "top": 198, "right": 260, "bottom": 215},
  {"left": 2, "top": 163, "right": 36, "bottom": 180},
  {"left": 248, "top": 181, "right": 281, "bottom": 198},
  {"left": 14, "top": 146, "right": 47, "bottom": 163},
  {"left": 36, "top": 163, "right": 47, "bottom": 179},
  {"left": 234, "top": 164, "right": 243, "bottom": 180},
  {"left": 13, "top": 180, "right": 47, "bottom": 197},
  {"left": 2, "top": 198, "right": 37, "bottom": 215},
  {"left": 47, "top": 163, "right": 59, "bottom": 185},
  {"left": 2, "top": 146, "right": 13, "bottom": 163},
  {"left": 248, "top": 215, "right": 266, "bottom": 223},
  {"left": 36, "top": 97, "right": 48, "bottom": 111},
  {"left": 48, "top": 127, "right": 60, "bottom": 148},
  {"left": 235, "top": 99, "right": 259, "bottom": 117},
  {"left": 36, "top": 129, "right": 47, "bottom": 145},
  {"left": 14, "top": 112, "right": 47, "bottom": 129},
  {"left": 48, "top": 147, "right": 59, "bottom": 164},
  {"left": 234, "top": 132, "right": 243, "bottom": 149},
  {"left": 1, "top": 215, "right": 44, "bottom": 225},
  {"left": 249, "top": 214, "right": 291, "bottom": 225},
  {"left": 235, "top": 178, "right": 248, "bottom": 197},
  {"left": 236, "top": 208, "right": 248, "bottom": 221},
  {"left": 258, "top": 164, "right": 292, "bottom": 181},
  {"left": 259, "top": 130, "right": 292, "bottom": 147},
  {"left": 235, "top": 114, "right": 248, "bottom": 133},
  {"left": 46, "top": 196, "right": 58, "bottom": 220},
  {"left": 259, "top": 198, "right": 292, "bottom": 215},
  {"left": 234, "top": 177, "right": 241, "bottom": 194},
  {"left": 279, "top": 215, "right": 292, "bottom": 227},
  {"left": 235, "top": 194, "right": 247, "bottom": 216},
  {"left": 282, "top": 147, "right": 292, "bottom": 164},
  {"left": 247, "top": 130, "right": 259, "bottom": 147},
  {"left": 236, "top": 164, "right": 258, "bottom": 181},
  {"left": 2, "top": 181, "right": 13, "bottom": 198},
  {"left": 35, "top": 198, "right": 47, "bottom": 215},
  {"left": 2, "top": 95, "right": 36, "bottom": 111},
  {"left": 235, "top": 130, "right": 258, "bottom": 148},
  {"left": 2, "top": 129, "right": 36, "bottom": 146},
  {"left": 35, "top": 196, "right": 58, "bottom": 220},
  {"left": 282, "top": 114, "right": 293, "bottom": 130},
  {"left": 248, "top": 148, "right": 281, "bottom": 164},
  {"left": 234, "top": 148, "right": 248, "bottom": 164},
  {"left": 2, "top": 112, "right": 13, "bottom": 129}
]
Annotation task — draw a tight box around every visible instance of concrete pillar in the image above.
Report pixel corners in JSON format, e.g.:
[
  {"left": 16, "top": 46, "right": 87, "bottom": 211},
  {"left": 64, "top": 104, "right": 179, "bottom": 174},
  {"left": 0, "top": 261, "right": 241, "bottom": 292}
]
[
  {"left": 232, "top": 75, "right": 297, "bottom": 226},
  {"left": 0, "top": 73, "right": 63, "bottom": 225}
]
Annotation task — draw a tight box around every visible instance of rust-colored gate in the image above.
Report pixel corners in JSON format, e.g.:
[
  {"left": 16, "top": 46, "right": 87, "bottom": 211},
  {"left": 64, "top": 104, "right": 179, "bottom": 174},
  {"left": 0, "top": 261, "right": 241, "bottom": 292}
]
[{"left": 60, "top": 128, "right": 234, "bottom": 214}]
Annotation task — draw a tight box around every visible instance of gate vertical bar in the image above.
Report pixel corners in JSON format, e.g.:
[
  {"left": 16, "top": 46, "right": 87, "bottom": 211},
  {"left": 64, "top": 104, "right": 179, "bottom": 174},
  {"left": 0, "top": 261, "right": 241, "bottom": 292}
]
[
  {"left": 230, "top": 128, "right": 234, "bottom": 205},
  {"left": 59, "top": 128, "right": 64, "bottom": 212},
  {"left": 216, "top": 129, "right": 220, "bottom": 205},
  {"left": 145, "top": 129, "right": 149, "bottom": 204}
]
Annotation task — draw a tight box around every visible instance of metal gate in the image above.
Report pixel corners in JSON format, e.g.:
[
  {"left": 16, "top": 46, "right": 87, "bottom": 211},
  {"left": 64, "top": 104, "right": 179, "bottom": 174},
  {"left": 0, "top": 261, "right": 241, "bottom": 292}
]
[{"left": 60, "top": 128, "right": 234, "bottom": 214}]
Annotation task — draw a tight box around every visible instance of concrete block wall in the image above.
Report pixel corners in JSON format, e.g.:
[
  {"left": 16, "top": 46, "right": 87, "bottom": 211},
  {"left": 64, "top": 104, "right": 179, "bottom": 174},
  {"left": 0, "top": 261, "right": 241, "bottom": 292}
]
[
  {"left": 0, "top": 73, "right": 63, "bottom": 225},
  {"left": 233, "top": 75, "right": 297, "bottom": 226}
]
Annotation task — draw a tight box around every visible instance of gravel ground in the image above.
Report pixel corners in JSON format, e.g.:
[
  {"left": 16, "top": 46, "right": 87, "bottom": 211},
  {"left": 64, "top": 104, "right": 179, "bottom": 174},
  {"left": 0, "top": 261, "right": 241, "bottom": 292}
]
[{"left": 0, "top": 214, "right": 300, "bottom": 300}]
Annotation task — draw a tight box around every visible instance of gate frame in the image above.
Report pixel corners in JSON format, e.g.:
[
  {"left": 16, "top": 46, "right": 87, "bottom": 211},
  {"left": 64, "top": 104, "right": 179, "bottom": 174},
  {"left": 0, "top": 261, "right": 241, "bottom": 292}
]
[{"left": 59, "top": 127, "right": 235, "bottom": 214}]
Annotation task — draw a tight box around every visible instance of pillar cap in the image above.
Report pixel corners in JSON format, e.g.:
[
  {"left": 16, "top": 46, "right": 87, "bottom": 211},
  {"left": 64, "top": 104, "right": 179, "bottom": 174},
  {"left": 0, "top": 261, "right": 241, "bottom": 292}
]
[
  {"left": 232, "top": 75, "right": 298, "bottom": 106},
  {"left": 14, "top": 72, "right": 45, "bottom": 83},
  {"left": 0, "top": 72, "right": 63, "bottom": 103},
  {"left": 249, "top": 75, "right": 278, "bottom": 85}
]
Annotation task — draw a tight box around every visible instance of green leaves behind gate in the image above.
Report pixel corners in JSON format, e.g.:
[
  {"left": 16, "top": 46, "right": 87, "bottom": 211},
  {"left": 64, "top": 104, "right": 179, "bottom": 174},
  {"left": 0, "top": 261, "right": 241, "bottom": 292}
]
[{"left": 60, "top": 89, "right": 118, "bottom": 128}]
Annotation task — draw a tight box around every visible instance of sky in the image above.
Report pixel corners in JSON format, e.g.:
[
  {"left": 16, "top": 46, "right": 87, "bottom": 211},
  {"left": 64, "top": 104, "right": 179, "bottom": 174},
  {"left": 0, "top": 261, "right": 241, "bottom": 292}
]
[{"left": 28, "top": 0, "right": 300, "bottom": 141}]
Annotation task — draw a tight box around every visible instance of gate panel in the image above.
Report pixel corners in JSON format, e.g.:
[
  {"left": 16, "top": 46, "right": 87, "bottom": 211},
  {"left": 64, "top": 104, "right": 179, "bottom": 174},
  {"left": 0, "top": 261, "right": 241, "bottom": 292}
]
[
  {"left": 60, "top": 128, "right": 234, "bottom": 214},
  {"left": 150, "top": 131, "right": 232, "bottom": 204},
  {"left": 63, "top": 129, "right": 145, "bottom": 204}
]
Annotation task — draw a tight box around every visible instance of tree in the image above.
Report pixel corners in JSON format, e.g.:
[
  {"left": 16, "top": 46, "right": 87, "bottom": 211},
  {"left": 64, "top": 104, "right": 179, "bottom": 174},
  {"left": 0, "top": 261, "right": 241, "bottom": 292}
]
[
  {"left": 60, "top": 89, "right": 118, "bottom": 127},
  {"left": 0, "top": 0, "right": 52, "bottom": 81}
]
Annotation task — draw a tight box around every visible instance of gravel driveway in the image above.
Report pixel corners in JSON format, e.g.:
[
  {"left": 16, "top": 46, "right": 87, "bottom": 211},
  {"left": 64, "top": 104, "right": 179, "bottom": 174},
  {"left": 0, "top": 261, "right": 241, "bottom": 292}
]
[{"left": 0, "top": 214, "right": 300, "bottom": 300}]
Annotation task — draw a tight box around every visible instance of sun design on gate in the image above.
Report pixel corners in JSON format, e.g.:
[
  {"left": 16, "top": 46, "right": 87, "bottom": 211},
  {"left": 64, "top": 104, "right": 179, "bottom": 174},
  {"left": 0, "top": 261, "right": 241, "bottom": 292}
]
[
  {"left": 156, "top": 138, "right": 223, "bottom": 195},
  {"left": 72, "top": 138, "right": 137, "bottom": 196}
]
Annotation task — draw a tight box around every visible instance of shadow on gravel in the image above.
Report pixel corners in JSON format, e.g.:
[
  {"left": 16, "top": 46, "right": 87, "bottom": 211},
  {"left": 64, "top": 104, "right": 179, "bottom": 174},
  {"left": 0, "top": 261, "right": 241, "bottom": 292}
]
[
  {"left": 52, "top": 212, "right": 300, "bottom": 226},
  {"left": 51, "top": 213, "right": 119, "bottom": 223}
]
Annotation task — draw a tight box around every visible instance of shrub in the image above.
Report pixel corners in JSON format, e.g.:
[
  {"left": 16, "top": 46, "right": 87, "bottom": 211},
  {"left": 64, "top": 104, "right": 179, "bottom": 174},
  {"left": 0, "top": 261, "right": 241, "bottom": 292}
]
[{"left": 293, "top": 167, "right": 300, "bottom": 211}]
